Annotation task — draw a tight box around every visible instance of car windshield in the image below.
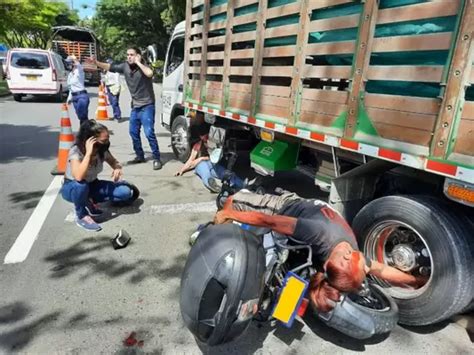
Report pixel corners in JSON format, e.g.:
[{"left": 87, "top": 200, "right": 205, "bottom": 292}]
[{"left": 11, "top": 52, "right": 50, "bottom": 69}]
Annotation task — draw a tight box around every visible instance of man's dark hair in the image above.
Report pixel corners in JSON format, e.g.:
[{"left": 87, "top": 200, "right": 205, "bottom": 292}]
[{"left": 127, "top": 46, "right": 142, "bottom": 55}]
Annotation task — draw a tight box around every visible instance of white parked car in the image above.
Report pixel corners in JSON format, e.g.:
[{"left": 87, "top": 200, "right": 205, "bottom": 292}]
[{"left": 5, "top": 48, "right": 68, "bottom": 102}]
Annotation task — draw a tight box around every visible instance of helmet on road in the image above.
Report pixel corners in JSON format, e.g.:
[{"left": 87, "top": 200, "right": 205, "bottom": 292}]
[{"left": 180, "top": 223, "right": 266, "bottom": 346}]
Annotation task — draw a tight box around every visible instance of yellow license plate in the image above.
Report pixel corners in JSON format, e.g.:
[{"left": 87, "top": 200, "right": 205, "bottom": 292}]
[
  {"left": 271, "top": 272, "right": 308, "bottom": 327},
  {"left": 26, "top": 75, "right": 37, "bottom": 81}
]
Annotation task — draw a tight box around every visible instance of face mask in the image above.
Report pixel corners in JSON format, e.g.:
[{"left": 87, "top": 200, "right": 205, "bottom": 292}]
[{"left": 97, "top": 141, "right": 110, "bottom": 154}]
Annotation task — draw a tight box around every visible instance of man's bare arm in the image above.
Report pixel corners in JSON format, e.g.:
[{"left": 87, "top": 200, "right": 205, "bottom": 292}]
[
  {"left": 367, "top": 260, "right": 421, "bottom": 287},
  {"left": 214, "top": 209, "right": 297, "bottom": 236}
]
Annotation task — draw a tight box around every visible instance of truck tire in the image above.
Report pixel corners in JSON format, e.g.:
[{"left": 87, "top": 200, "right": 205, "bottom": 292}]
[
  {"left": 13, "top": 94, "right": 22, "bottom": 102},
  {"left": 352, "top": 195, "right": 474, "bottom": 326},
  {"left": 171, "top": 115, "right": 191, "bottom": 162}
]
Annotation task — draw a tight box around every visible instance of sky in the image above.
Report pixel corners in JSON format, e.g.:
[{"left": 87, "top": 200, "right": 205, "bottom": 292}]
[{"left": 73, "top": 0, "right": 98, "bottom": 19}]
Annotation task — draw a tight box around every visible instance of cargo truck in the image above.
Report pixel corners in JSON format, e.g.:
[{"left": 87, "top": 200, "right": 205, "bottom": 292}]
[
  {"left": 50, "top": 26, "right": 101, "bottom": 84},
  {"left": 160, "top": 0, "right": 474, "bottom": 326}
]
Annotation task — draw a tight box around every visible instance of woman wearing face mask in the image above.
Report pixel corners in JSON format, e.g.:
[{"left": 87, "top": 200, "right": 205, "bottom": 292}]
[{"left": 61, "top": 120, "right": 137, "bottom": 231}]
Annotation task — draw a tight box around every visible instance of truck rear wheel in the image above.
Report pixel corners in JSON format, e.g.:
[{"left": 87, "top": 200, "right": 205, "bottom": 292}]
[
  {"left": 171, "top": 115, "right": 191, "bottom": 163},
  {"left": 13, "top": 94, "right": 22, "bottom": 102},
  {"left": 352, "top": 195, "right": 474, "bottom": 326}
]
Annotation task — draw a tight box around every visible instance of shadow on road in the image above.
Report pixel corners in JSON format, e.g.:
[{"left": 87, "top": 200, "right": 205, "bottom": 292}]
[
  {"left": 8, "top": 190, "right": 44, "bottom": 210},
  {"left": 0, "top": 124, "right": 58, "bottom": 164}
]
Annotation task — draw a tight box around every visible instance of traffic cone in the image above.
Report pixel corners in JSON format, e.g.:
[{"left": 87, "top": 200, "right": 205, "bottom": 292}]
[
  {"left": 96, "top": 83, "right": 109, "bottom": 120},
  {"left": 51, "top": 103, "right": 74, "bottom": 175}
]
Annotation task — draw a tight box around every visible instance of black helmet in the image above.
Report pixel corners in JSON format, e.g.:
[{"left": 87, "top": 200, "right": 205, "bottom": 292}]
[{"left": 180, "top": 223, "right": 266, "bottom": 346}]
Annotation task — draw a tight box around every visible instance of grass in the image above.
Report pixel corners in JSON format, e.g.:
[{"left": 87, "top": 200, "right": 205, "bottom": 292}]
[{"left": 0, "top": 79, "right": 9, "bottom": 96}]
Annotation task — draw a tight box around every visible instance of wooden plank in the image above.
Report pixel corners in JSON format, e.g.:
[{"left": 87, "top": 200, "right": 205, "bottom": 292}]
[
  {"left": 367, "top": 66, "right": 444, "bottom": 83},
  {"left": 364, "top": 93, "right": 440, "bottom": 115},
  {"left": 206, "top": 51, "right": 225, "bottom": 60},
  {"left": 206, "top": 81, "right": 223, "bottom": 90},
  {"left": 306, "top": 41, "right": 356, "bottom": 56},
  {"left": 188, "top": 66, "right": 201, "bottom": 74},
  {"left": 266, "top": 2, "right": 301, "bottom": 19},
  {"left": 230, "top": 66, "right": 253, "bottom": 76},
  {"left": 373, "top": 122, "right": 433, "bottom": 146},
  {"left": 232, "top": 31, "right": 257, "bottom": 42},
  {"left": 302, "top": 88, "right": 349, "bottom": 104},
  {"left": 193, "top": 0, "right": 204, "bottom": 7},
  {"left": 372, "top": 33, "right": 452, "bottom": 53},
  {"left": 190, "top": 24, "right": 203, "bottom": 36},
  {"left": 184, "top": 0, "right": 193, "bottom": 100},
  {"left": 234, "top": 0, "right": 258, "bottom": 9},
  {"left": 191, "top": 12, "right": 204, "bottom": 22},
  {"left": 377, "top": 1, "right": 460, "bottom": 25},
  {"left": 228, "top": 96, "right": 252, "bottom": 111},
  {"left": 261, "top": 66, "right": 293, "bottom": 77},
  {"left": 263, "top": 45, "right": 296, "bottom": 58},
  {"left": 301, "top": 100, "right": 347, "bottom": 116},
  {"left": 208, "top": 36, "right": 226, "bottom": 45},
  {"left": 210, "top": 4, "right": 227, "bottom": 16},
  {"left": 300, "top": 111, "right": 338, "bottom": 127},
  {"left": 264, "top": 24, "right": 299, "bottom": 39},
  {"left": 188, "top": 79, "right": 201, "bottom": 87},
  {"left": 208, "top": 21, "right": 227, "bottom": 31},
  {"left": 199, "top": 0, "right": 211, "bottom": 102},
  {"left": 221, "top": 0, "right": 235, "bottom": 109},
  {"left": 303, "top": 65, "right": 352, "bottom": 79},
  {"left": 249, "top": 0, "right": 267, "bottom": 117},
  {"left": 470, "top": 67, "right": 474, "bottom": 84},
  {"left": 258, "top": 104, "right": 290, "bottom": 118},
  {"left": 431, "top": 0, "right": 474, "bottom": 157},
  {"left": 190, "top": 39, "right": 203, "bottom": 48},
  {"left": 309, "top": 14, "right": 360, "bottom": 32},
  {"left": 229, "top": 83, "right": 252, "bottom": 93},
  {"left": 453, "top": 119, "right": 474, "bottom": 155},
  {"left": 230, "top": 48, "right": 255, "bottom": 59},
  {"left": 260, "top": 85, "right": 291, "bottom": 98},
  {"left": 192, "top": 86, "right": 201, "bottom": 100},
  {"left": 366, "top": 107, "right": 437, "bottom": 131},
  {"left": 207, "top": 66, "right": 224, "bottom": 75},
  {"left": 462, "top": 101, "right": 474, "bottom": 120},
  {"left": 309, "top": 0, "right": 355, "bottom": 11},
  {"left": 232, "top": 12, "right": 258, "bottom": 26},
  {"left": 189, "top": 53, "right": 202, "bottom": 61},
  {"left": 345, "top": 0, "right": 378, "bottom": 137},
  {"left": 259, "top": 94, "right": 290, "bottom": 108}
]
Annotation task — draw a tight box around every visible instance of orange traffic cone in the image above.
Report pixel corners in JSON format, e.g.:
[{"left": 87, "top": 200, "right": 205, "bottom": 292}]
[
  {"left": 96, "top": 83, "right": 109, "bottom": 120},
  {"left": 51, "top": 103, "right": 74, "bottom": 175}
]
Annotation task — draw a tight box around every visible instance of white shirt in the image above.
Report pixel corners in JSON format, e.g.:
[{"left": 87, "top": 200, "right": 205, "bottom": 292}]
[
  {"left": 104, "top": 71, "right": 121, "bottom": 95},
  {"left": 67, "top": 63, "right": 86, "bottom": 101}
]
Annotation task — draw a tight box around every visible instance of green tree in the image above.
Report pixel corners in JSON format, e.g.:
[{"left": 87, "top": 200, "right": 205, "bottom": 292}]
[
  {"left": 0, "top": 0, "right": 79, "bottom": 49},
  {"left": 93, "top": 0, "right": 185, "bottom": 60}
]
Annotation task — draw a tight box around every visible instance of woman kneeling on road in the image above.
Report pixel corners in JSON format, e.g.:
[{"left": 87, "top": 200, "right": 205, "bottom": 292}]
[{"left": 61, "top": 120, "right": 138, "bottom": 232}]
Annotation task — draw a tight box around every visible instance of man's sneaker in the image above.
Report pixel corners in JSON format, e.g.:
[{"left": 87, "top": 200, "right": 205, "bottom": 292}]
[
  {"left": 128, "top": 156, "right": 146, "bottom": 164},
  {"left": 76, "top": 216, "right": 102, "bottom": 232},
  {"left": 153, "top": 159, "right": 163, "bottom": 170},
  {"left": 189, "top": 231, "right": 201, "bottom": 246},
  {"left": 85, "top": 203, "right": 103, "bottom": 217},
  {"left": 207, "top": 178, "right": 221, "bottom": 193}
]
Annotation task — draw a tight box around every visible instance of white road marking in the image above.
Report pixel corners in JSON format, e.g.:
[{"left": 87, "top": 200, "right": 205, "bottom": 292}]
[
  {"left": 4, "top": 176, "right": 63, "bottom": 264},
  {"left": 148, "top": 201, "right": 216, "bottom": 215}
]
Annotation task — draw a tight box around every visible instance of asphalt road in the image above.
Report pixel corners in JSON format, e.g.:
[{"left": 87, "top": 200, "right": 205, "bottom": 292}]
[{"left": 0, "top": 86, "right": 472, "bottom": 354}]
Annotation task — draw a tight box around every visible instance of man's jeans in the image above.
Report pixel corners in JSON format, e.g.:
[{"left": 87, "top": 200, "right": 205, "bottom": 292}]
[
  {"left": 61, "top": 179, "right": 132, "bottom": 219},
  {"left": 129, "top": 104, "right": 160, "bottom": 160},
  {"left": 72, "top": 92, "right": 90, "bottom": 123},
  {"left": 195, "top": 160, "right": 244, "bottom": 190},
  {"left": 107, "top": 92, "right": 121, "bottom": 119}
]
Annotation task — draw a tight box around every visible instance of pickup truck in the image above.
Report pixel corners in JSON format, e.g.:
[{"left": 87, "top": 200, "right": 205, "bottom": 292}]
[
  {"left": 50, "top": 26, "right": 101, "bottom": 84},
  {"left": 160, "top": 0, "right": 474, "bottom": 327}
]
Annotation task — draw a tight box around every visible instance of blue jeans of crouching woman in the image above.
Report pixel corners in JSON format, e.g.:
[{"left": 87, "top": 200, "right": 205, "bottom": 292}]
[{"left": 61, "top": 179, "right": 133, "bottom": 219}]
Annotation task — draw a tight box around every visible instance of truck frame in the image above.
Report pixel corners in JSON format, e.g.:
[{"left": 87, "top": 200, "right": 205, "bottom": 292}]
[{"left": 161, "top": 0, "right": 474, "bottom": 326}]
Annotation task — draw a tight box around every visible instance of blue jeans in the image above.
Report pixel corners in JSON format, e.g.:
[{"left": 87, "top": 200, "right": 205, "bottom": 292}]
[
  {"left": 107, "top": 92, "right": 121, "bottom": 119},
  {"left": 72, "top": 92, "right": 90, "bottom": 123},
  {"left": 61, "top": 179, "right": 133, "bottom": 219},
  {"left": 129, "top": 104, "right": 160, "bottom": 160},
  {"left": 195, "top": 160, "right": 244, "bottom": 190}
]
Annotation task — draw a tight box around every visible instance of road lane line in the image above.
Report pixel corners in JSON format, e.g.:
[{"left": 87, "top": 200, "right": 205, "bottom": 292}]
[{"left": 4, "top": 176, "right": 63, "bottom": 264}]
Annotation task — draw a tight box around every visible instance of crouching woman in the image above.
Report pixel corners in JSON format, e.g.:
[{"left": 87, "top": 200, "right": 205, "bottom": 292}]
[{"left": 61, "top": 120, "right": 138, "bottom": 232}]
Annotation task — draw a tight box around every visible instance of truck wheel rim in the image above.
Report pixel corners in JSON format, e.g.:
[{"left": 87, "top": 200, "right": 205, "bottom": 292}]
[
  {"left": 172, "top": 126, "right": 187, "bottom": 153},
  {"left": 364, "top": 220, "right": 433, "bottom": 300}
]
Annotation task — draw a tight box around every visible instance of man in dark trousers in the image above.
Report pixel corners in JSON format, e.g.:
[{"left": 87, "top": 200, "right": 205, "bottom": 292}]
[{"left": 91, "top": 47, "right": 162, "bottom": 170}]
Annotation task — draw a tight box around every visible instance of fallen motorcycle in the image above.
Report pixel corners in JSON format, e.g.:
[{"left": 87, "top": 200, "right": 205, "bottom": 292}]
[{"left": 180, "top": 223, "right": 398, "bottom": 346}]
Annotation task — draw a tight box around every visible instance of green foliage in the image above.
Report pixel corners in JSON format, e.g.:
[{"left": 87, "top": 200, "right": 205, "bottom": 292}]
[
  {"left": 0, "top": 0, "right": 79, "bottom": 49},
  {"left": 93, "top": 0, "right": 185, "bottom": 61}
]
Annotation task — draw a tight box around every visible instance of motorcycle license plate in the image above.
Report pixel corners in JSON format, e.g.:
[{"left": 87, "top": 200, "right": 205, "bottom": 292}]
[{"left": 271, "top": 272, "right": 308, "bottom": 327}]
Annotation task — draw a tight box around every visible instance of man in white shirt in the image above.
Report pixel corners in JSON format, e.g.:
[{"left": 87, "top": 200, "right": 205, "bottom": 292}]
[
  {"left": 103, "top": 59, "right": 122, "bottom": 121},
  {"left": 66, "top": 55, "right": 89, "bottom": 123}
]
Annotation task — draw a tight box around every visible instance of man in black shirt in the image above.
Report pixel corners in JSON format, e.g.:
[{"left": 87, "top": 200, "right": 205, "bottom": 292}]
[
  {"left": 214, "top": 190, "right": 422, "bottom": 312},
  {"left": 91, "top": 47, "right": 163, "bottom": 170}
]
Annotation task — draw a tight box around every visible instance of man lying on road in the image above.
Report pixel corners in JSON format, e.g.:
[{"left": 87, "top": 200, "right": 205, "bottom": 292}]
[{"left": 212, "top": 189, "right": 424, "bottom": 312}]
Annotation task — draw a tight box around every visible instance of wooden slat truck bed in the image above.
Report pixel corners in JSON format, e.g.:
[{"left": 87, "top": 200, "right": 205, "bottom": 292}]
[{"left": 184, "top": 0, "right": 474, "bottom": 183}]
